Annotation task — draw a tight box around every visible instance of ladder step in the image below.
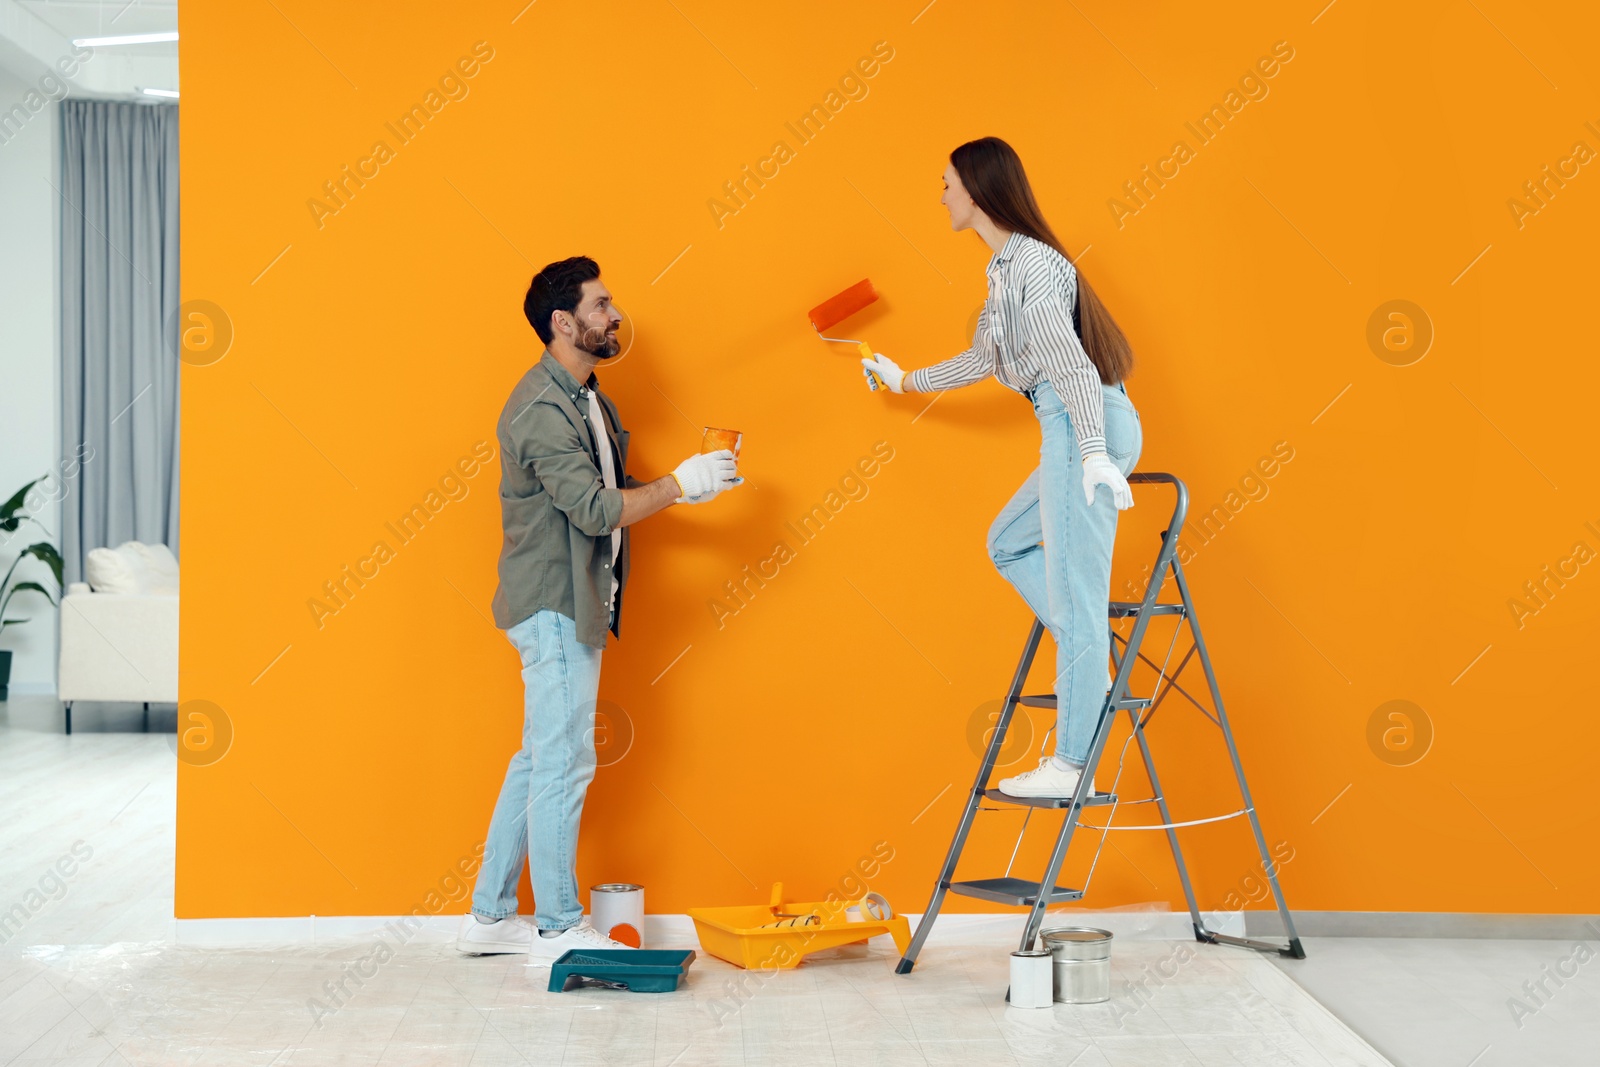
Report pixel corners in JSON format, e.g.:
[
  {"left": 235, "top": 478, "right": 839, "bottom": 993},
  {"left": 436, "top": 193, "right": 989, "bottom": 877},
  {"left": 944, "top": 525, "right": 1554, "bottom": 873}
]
[
  {"left": 1017, "top": 693, "right": 1151, "bottom": 711},
  {"left": 1109, "top": 600, "right": 1185, "bottom": 618},
  {"left": 982, "top": 788, "right": 1117, "bottom": 810},
  {"left": 948, "top": 878, "right": 1083, "bottom": 907}
]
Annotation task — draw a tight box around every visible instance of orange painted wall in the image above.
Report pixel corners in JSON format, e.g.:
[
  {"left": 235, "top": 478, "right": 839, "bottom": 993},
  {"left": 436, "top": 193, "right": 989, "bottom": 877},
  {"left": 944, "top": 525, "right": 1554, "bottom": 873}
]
[{"left": 177, "top": 0, "right": 1600, "bottom": 919}]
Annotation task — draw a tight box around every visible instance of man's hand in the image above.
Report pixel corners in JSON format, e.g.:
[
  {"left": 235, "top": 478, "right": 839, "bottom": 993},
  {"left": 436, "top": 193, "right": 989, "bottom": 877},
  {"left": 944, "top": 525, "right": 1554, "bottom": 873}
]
[
  {"left": 861, "top": 353, "right": 909, "bottom": 394},
  {"left": 1082, "top": 453, "right": 1134, "bottom": 509},
  {"left": 672, "top": 449, "right": 740, "bottom": 503},
  {"left": 676, "top": 478, "right": 743, "bottom": 505}
]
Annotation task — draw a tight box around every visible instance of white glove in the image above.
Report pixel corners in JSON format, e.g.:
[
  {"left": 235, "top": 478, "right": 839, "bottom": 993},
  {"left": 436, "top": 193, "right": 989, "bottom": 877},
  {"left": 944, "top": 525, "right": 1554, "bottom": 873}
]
[
  {"left": 672, "top": 449, "right": 740, "bottom": 503},
  {"left": 861, "top": 353, "right": 908, "bottom": 394},
  {"left": 1082, "top": 453, "right": 1134, "bottom": 509},
  {"left": 676, "top": 476, "right": 743, "bottom": 504}
]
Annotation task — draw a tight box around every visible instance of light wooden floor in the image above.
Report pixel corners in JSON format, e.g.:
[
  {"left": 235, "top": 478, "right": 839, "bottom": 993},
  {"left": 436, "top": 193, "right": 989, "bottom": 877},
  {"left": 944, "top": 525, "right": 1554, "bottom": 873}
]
[{"left": 0, "top": 694, "right": 1550, "bottom": 1065}]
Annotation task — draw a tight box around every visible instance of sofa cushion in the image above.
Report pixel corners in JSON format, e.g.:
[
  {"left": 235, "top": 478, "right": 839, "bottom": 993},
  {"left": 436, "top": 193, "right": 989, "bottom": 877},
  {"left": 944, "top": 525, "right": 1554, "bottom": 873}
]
[
  {"left": 128, "top": 542, "right": 180, "bottom": 594},
  {"left": 84, "top": 541, "right": 180, "bottom": 595},
  {"left": 85, "top": 545, "right": 138, "bottom": 593}
]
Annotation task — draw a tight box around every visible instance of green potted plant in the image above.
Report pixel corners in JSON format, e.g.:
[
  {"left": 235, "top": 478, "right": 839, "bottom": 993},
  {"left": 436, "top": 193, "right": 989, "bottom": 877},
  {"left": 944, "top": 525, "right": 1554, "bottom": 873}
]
[{"left": 0, "top": 479, "right": 64, "bottom": 701}]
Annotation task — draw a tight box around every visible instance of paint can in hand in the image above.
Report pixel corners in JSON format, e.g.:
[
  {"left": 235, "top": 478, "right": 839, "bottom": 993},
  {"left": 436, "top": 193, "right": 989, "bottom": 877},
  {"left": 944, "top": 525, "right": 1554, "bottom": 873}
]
[
  {"left": 589, "top": 883, "right": 644, "bottom": 947},
  {"left": 1008, "top": 949, "right": 1054, "bottom": 1008}
]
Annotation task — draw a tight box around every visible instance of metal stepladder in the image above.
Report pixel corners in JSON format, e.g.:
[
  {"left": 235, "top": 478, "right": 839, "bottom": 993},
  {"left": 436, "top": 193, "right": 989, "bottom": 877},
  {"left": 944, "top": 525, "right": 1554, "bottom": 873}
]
[{"left": 895, "top": 472, "right": 1303, "bottom": 974}]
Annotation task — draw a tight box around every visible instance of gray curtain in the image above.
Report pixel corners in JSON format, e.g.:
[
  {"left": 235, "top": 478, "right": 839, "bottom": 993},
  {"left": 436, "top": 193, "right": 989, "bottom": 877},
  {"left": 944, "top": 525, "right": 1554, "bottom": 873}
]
[{"left": 59, "top": 99, "right": 180, "bottom": 583}]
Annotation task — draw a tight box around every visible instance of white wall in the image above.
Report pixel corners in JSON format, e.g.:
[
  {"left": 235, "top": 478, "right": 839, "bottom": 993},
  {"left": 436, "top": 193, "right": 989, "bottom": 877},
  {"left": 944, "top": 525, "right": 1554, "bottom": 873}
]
[{"left": 0, "top": 63, "right": 60, "bottom": 693}]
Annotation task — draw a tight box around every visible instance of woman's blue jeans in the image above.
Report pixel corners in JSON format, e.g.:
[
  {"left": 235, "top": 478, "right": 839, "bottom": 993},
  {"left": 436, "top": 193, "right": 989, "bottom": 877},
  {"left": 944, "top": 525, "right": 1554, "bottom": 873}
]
[
  {"left": 986, "top": 380, "right": 1143, "bottom": 765},
  {"left": 471, "top": 609, "right": 601, "bottom": 931}
]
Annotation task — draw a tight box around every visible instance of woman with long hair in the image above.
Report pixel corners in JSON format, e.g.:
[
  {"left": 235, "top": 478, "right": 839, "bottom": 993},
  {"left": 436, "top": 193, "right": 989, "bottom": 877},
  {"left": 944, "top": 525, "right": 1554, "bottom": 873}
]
[{"left": 864, "top": 136, "right": 1143, "bottom": 798}]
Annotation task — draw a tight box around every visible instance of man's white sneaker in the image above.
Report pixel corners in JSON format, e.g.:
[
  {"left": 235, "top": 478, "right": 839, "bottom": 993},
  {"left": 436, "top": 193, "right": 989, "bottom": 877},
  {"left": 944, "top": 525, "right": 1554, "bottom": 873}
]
[
  {"left": 456, "top": 914, "right": 538, "bottom": 955},
  {"left": 997, "top": 757, "right": 1098, "bottom": 799},
  {"left": 526, "top": 919, "right": 633, "bottom": 965}
]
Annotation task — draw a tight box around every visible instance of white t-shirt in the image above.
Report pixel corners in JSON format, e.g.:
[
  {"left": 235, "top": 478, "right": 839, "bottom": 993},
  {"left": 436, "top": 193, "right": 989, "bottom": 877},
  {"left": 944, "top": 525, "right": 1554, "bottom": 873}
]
[{"left": 583, "top": 386, "right": 622, "bottom": 617}]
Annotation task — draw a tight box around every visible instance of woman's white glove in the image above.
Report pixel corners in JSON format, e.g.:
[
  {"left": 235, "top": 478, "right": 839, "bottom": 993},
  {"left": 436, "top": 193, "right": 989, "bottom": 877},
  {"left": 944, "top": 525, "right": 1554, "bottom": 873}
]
[
  {"left": 861, "top": 353, "right": 908, "bottom": 394},
  {"left": 1082, "top": 453, "right": 1134, "bottom": 509},
  {"left": 673, "top": 449, "right": 740, "bottom": 503}
]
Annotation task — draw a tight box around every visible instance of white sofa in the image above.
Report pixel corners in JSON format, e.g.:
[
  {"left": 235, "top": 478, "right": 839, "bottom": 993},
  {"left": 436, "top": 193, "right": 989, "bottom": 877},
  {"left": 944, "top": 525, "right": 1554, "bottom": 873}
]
[{"left": 57, "top": 542, "right": 178, "bottom": 734}]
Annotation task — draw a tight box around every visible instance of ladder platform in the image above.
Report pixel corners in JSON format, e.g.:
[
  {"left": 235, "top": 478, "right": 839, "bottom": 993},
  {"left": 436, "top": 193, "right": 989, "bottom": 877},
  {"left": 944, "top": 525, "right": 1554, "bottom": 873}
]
[
  {"left": 948, "top": 878, "right": 1083, "bottom": 907},
  {"left": 1109, "top": 600, "right": 1185, "bottom": 618},
  {"left": 982, "top": 788, "right": 1116, "bottom": 809},
  {"left": 1018, "top": 693, "right": 1152, "bottom": 711}
]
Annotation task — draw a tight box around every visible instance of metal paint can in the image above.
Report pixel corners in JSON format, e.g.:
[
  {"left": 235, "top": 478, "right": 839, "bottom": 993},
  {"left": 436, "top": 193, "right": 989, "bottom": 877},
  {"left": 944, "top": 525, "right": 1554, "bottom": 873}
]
[
  {"left": 589, "top": 883, "right": 644, "bottom": 947},
  {"left": 1042, "top": 927, "right": 1113, "bottom": 1004},
  {"left": 1008, "top": 949, "right": 1054, "bottom": 1008}
]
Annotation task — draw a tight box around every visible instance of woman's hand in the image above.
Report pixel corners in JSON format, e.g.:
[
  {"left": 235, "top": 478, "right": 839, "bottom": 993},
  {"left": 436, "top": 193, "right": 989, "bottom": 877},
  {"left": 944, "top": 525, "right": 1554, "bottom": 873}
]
[
  {"left": 861, "top": 353, "right": 910, "bottom": 393},
  {"left": 1082, "top": 453, "right": 1134, "bottom": 509}
]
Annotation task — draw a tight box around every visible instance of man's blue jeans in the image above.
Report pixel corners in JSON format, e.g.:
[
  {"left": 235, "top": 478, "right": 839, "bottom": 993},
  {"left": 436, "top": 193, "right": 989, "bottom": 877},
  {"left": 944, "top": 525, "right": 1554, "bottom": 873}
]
[
  {"left": 987, "top": 380, "right": 1143, "bottom": 765},
  {"left": 471, "top": 609, "right": 601, "bottom": 931}
]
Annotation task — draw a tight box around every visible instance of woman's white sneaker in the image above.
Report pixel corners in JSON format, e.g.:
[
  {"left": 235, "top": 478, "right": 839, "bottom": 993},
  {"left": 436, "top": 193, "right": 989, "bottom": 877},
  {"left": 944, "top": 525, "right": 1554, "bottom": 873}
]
[
  {"left": 456, "top": 914, "right": 538, "bottom": 955},
  {"left": 526, "top": 919, "right": 632, "bottom": 965},
  {"left": 997, "top": 757, "right": 1097, "bottom": 799}
]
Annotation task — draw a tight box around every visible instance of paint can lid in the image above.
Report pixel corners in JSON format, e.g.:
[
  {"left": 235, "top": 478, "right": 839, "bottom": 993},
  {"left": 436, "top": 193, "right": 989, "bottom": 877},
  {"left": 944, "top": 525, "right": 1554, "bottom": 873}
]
[
  {"left": 1041, "top": 927, "right": 1114, "bottom": 944},
  {"left": 590, "top": 883, "right": 643, "bottom": 893},
  {"left": 1011, "top": 949, "right": 1052, "bottom": 958}
]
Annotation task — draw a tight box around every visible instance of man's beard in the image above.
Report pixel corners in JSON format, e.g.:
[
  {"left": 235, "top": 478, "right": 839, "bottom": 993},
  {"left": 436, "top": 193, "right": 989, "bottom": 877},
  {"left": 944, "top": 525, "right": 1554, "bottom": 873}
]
[{"left": 577, "top": 323, "right": 621, "bottom": 359}]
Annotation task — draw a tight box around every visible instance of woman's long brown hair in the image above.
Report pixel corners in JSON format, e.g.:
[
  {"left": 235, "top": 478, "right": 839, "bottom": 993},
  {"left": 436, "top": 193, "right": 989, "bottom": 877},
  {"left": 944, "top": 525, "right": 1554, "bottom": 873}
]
[{"left": 950, "top": 136, "right": 1134, "bottom": 384}]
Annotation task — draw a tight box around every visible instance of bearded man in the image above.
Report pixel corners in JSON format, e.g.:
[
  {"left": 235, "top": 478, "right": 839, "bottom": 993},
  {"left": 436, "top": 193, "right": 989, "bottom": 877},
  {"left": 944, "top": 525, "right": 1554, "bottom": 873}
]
[{"left": 457, "top": 256, "right": 741, "bottom": 960}]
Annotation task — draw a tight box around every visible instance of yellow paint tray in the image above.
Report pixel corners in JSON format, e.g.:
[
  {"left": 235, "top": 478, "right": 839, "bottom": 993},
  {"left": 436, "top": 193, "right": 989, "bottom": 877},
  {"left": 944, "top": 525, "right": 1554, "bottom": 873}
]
[{"left": 687, "top": 882, "right": 911, "bottom": 970}]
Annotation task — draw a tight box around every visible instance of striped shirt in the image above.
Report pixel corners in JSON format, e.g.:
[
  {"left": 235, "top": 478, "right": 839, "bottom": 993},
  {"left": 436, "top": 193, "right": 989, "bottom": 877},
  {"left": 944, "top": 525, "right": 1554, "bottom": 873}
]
[{"left": 906, "top": 231, "right": 1111, "bottom": 458}]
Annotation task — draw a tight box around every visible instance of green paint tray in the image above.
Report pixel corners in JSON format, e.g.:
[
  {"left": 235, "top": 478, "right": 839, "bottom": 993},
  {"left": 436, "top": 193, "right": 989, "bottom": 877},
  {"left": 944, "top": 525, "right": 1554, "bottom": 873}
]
[{"left": 546, "top": 949, "right": 696, "bottom": 993}]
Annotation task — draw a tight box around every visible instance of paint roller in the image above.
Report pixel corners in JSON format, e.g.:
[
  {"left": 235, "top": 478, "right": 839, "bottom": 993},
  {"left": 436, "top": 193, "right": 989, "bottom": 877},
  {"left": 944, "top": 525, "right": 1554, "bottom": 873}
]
[{"left": 808, "top": 279, "right": 885, "bottom": 390}]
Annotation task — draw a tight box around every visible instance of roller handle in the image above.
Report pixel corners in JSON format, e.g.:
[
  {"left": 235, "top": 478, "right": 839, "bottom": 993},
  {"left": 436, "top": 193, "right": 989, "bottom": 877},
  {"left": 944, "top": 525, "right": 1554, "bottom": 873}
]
[{"left": 858, "top": 341, "right": 883, "bottom": 391}]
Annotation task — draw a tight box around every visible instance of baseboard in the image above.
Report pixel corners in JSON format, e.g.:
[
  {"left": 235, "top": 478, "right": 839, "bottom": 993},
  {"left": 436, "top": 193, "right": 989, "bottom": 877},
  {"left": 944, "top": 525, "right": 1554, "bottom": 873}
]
[
  {"left": 0, "top": 682, "right": 56, "bottom": 697},
  {"left": 175, "top": 914, "right": 462, "bottom": 945},
  {"left": 1243, "top": 910, "right": 1600, "bottom": 940},
  {"left": 165, "top": 907, "right": 1232, "bottom": 946},
  {"left": 166, "top": 909, "right": 1600, "bottom": 946}
]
